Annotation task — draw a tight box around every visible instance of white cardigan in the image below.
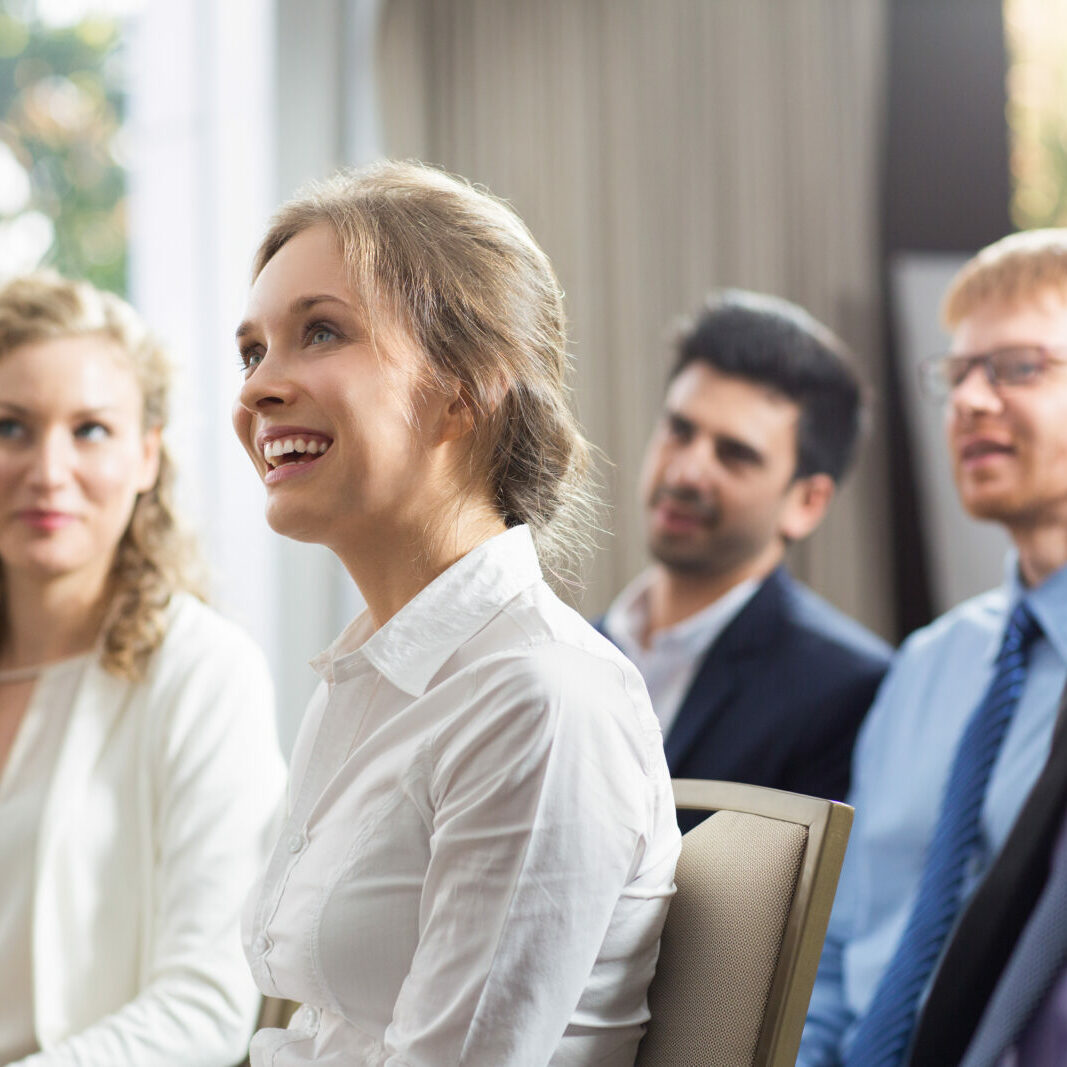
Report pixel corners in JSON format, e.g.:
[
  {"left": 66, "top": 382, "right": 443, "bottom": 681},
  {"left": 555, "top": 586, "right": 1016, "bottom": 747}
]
[{"left": 13, "top": 594, "right": 286, "bottom": 1067}]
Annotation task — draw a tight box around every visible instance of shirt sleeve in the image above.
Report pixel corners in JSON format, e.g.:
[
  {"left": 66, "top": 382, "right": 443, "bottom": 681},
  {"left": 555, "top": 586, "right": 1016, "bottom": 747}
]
[
  {"left": 381, "top": 644, "right": 675, "bottom": 1067},
  {"left": 797, "top": 649, "right": 899, "bottom": 1067},
  {"left": 796, "top": 891, "right": 853, "bottom": 1067},
  {"left": 14, "top": 614, "right": 287, "bottom": 1067}
]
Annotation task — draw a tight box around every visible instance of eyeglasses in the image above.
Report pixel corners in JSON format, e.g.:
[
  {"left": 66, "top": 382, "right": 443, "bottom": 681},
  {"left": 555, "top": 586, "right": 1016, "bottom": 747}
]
[{"left": 918, "top": 344, "right": 1067, "bottom": 402}]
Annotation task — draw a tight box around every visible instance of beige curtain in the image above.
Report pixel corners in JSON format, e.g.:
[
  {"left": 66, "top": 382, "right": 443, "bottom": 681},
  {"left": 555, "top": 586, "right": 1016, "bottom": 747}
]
[{"left": 375, "top": 0, "right": 892, "bottom": 637}]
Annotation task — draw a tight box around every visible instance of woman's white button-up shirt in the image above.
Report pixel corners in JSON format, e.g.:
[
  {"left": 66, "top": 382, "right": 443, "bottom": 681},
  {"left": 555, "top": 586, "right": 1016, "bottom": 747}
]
[{"left": 244, "top": 525, "right": 680, "bottom": 1066}]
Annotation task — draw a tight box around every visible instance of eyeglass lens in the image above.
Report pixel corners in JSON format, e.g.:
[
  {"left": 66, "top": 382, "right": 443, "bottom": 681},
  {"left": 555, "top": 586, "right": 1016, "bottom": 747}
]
[{"left": 943, "top": 347, "right": 1046, "bottom": 389}]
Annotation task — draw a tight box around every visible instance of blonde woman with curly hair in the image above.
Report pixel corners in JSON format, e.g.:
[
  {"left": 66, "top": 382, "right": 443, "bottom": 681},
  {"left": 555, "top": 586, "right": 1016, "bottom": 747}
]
[
  {"left": 235, "top": 161, "right": 681, "bottom": 1066},
  {"left": 0, "top": 272, "right": 285, "bottom": 1066}
]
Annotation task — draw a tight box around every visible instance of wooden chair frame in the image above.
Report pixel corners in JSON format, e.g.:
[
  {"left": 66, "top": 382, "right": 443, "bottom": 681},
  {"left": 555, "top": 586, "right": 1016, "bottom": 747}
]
[{"left": 638, "top": 779, "right": 853, "bottom": 1066}]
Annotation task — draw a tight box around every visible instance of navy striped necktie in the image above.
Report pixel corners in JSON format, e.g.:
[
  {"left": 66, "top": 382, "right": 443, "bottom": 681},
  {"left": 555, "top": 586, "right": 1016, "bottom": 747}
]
[{"left": 844, "top": 600, "right": 1043, "bottom": 1067}]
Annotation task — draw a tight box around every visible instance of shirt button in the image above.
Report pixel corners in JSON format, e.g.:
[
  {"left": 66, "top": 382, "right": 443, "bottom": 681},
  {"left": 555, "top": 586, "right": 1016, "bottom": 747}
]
[
  {"left": 252, "top": 935, "right": 270, "bottom": 956},
  {"left": 304, "top": 1005, "right": 321, "bottom": 1027},
  {"left": 287, "top": 831, "right": 307, "bottom": 853}
]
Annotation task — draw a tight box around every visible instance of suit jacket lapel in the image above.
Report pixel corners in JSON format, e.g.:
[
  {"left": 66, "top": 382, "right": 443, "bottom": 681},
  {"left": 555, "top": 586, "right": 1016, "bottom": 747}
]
[
  {"left": 912, "top": 678, "right": 1067, "bottom": 1066},
  {"left": 664, "top": 569, "right": 788, "bottom": 773},
  {"left": 959, "top": 834, "right": 1067, "bottom": 1066}
]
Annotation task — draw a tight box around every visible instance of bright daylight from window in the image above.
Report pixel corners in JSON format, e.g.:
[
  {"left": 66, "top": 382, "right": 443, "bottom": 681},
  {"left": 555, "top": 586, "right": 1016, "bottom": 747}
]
[
  {"left": 0, "top": 0, "right": 142, "bottom": 292},
  {"left": 1004, "top": 0, "right": 1067, "bottom": 229}
]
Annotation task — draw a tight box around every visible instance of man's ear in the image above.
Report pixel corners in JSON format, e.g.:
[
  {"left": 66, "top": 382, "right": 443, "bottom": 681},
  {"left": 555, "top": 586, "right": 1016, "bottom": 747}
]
[{"left": 778, "top": 472, "right": 835, "bottom": 542}]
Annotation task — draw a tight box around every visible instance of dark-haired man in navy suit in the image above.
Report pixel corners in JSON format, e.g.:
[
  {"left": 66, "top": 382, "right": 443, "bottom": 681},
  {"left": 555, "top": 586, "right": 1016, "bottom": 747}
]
[{"left": 599, "top": 290, "right": 890, "bottom": 828}]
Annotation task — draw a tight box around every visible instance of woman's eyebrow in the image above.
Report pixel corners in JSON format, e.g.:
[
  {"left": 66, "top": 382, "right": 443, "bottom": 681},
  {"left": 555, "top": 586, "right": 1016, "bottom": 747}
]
[
  {"left": 235, "top": 294, "right": 353, "bottom": 341},
  {"left": 291, "top": 294, "right": 351, "bottom": 314}
]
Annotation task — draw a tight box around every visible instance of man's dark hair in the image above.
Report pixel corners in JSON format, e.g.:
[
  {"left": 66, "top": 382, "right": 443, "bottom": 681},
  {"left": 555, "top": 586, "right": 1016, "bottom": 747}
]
[{"left": 670, "top": 289, "right": 865, "bottom": 482}]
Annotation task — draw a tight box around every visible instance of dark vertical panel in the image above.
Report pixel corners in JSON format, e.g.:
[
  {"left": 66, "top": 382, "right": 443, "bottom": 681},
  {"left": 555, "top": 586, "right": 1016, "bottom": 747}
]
[
  {"left": 884, "top": 0, "right": 1012, "bottom": 254},
  {"left": 882, "top": 0, "right": 1010, "bottom": 639}
]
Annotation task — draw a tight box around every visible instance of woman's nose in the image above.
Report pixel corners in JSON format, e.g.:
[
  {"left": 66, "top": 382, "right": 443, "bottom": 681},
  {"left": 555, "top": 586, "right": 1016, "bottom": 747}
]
[
  {"left": 27, "top": 429, "right": 74, "bottom": 489},
  {"left": 237, "top": 350, "right": 294, "bottom": 413}
]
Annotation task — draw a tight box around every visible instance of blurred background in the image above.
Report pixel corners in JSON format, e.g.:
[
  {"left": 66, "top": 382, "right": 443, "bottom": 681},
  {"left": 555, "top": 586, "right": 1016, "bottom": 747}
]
[{"left": 0, "top": 0, "right": 1062, "bottom": 750}]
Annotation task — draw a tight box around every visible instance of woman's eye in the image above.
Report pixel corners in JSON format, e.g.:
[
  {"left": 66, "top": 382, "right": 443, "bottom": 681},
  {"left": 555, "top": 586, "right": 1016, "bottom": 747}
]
[
  {"left": 309, "top": 326, "right": 336, "bottom": 345},
  {"left": 243, "top": 351, "right": 264, "bottom": 370},
  {"left": 74, "top": 422, "right": 110, "bottom": 441},
  {"left": 0, "top": 417, "right": 25, "bottom": 440}
]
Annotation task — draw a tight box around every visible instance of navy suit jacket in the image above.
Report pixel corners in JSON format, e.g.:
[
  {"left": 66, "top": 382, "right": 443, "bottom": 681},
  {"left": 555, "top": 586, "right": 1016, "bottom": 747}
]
[{"left": 600, "top": 567, "right": 891, "bottom": 830}]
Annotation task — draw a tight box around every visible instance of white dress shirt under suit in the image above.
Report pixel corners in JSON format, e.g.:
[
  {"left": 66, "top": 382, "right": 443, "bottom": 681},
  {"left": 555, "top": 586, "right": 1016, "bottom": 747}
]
[
  {"left": 603, "top": 570, "right": 759, "bottom": 737},
  {"left": 1, "top": 594, "right": 286, "bottom": 1067},
  {"left": 244, "top": 526, "right": 681, "bottom": 1067}
]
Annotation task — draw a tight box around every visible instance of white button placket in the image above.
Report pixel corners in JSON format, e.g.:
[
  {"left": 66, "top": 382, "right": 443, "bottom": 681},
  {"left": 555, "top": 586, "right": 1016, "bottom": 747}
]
[{"left": 249, "top": 654, "right": 378, "bottom": 995}]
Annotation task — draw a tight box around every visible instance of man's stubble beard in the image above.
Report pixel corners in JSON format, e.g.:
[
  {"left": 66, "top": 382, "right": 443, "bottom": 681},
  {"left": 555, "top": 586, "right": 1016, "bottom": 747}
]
[
  {"left": 645, "top": 485, "right": 722, "bottom": 576},
  {"left": 645, "top": 487, "right": 777, "bottom": 581}
]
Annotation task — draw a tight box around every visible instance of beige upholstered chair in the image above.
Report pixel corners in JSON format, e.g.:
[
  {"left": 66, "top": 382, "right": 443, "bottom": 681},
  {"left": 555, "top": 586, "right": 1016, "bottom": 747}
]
[{"left": 635, "top": 779, "right": 853, "bottom": 1067}]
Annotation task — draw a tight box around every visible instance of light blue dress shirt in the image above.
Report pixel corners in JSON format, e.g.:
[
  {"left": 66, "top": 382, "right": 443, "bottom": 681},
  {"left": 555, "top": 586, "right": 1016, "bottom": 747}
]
[{"left": 798, "top": 555, "right": 1067, "bottom": 1067}]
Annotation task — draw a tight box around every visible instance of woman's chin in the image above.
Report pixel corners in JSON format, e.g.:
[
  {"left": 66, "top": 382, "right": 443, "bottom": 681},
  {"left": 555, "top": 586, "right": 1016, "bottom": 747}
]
[{"left": 264, "top": 499, "right": 327, "bottom": 546}]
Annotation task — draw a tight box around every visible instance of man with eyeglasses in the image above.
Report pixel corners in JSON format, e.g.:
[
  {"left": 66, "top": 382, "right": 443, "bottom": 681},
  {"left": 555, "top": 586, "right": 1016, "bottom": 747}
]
[{"left": 799, "top": 229, "right": 1067, "bottom": 1067}]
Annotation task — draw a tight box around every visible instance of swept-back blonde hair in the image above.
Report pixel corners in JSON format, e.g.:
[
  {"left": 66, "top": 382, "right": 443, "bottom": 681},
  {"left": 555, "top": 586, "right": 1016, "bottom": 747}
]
[
  {"left": 253, "top": 160, "right": 598, "bottom": 585},
  {"left": 0, "top": 272, "right": 202, "bottom": 679},
  {"left": 943, "top": 228, "right": 1067, "bottom": 328}
]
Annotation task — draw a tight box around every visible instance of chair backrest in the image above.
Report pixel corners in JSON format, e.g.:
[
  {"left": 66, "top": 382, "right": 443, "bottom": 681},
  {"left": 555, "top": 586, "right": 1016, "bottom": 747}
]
[{"left": 635, "top": 779, "right": 853, "bottom": 1067}]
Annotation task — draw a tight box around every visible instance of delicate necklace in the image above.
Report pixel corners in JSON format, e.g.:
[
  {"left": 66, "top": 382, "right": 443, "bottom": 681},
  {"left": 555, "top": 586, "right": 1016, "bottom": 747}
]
[{"left": 0, "top": 663, "right": 44, "bottom": 685}]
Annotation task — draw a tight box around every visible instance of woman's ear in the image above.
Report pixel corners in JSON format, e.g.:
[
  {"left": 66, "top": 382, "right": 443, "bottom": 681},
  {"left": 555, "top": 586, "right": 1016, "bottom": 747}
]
[
  {"left": 438, "top": 374, "right": 508, "bottom": 445},
  {"left": 435, "top": 381, "right": 478, "bottom": 445},
  {"left": 137, "top": 426, "right": 163, "bottom": 493}
]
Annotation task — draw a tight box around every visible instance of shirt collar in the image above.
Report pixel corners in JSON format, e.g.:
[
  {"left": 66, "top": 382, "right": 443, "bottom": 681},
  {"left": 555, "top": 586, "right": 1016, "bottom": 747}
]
[
  {"left": 311, "top": 525, "right": 543, "bottom": 697},
  {"left": 602, "top": 570, "right": 656, "bottom": 658},
  {"left": 1007, "top": 549, "right": 1067, "bottom": 666},
  {"left": 604, "top": 567, "right": 761, "bottom": 661}
]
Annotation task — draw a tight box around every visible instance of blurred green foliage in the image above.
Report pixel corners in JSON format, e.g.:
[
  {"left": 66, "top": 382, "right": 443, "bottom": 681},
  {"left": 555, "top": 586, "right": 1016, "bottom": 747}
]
[
  {"left": 1005, "top": 0, "right": 1067, "bottom": 231},
  {"left": 0, "top": 9, "right": 127, "bottom": 293}
]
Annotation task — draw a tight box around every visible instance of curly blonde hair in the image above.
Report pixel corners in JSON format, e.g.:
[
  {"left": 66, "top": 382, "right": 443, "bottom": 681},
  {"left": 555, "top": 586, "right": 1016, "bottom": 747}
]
[
  {"left": 0, "top": 272, "right": 202, "bottom": 679},
  {"left": 253, "top": 160, "right": 599, "bottom": 586}
]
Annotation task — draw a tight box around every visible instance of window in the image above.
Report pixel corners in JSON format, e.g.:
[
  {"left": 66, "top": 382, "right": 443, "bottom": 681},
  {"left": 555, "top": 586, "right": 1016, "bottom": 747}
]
[
  {"left": 1004, "top": 0, "right": 1067, "bottom": 229},
  {"left": 0, "top": 0, "right": 138, "bottom": 288}
]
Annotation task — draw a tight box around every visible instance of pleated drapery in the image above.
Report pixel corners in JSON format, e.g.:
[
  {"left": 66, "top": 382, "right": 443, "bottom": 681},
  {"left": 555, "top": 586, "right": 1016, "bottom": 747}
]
[{"left": 376, "top": 0, "right": 892, "bottom": 634}]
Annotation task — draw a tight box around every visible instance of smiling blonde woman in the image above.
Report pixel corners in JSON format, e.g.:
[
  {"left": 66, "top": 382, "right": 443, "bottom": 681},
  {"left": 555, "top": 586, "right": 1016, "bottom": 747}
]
[
  {"left": 0, "top": 272, "right": 285, "bottom": 1066},
  {"left": 234, "top": 161, "right": 681, "bottom": 1066}
]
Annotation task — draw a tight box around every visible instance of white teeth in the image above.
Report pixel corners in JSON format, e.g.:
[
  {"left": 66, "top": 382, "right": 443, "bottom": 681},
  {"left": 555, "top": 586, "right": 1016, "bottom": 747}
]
[{"left": 262, "top": 436, "right": 331, "bottom": 465}]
